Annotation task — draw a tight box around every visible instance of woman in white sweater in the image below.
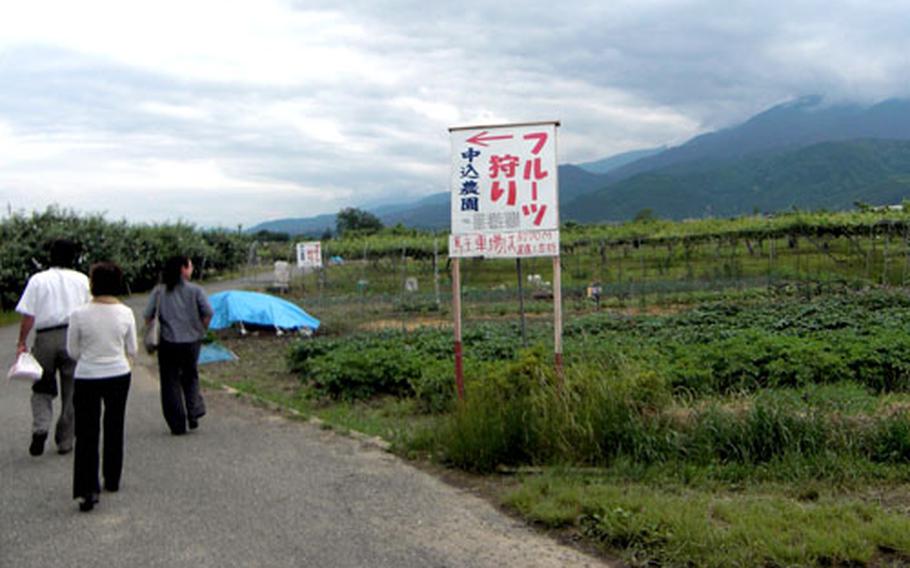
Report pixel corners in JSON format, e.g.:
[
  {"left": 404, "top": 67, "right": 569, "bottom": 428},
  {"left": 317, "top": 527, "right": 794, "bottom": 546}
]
[{"left": 66, "top": 262, "right": 137, "bottom": 512}]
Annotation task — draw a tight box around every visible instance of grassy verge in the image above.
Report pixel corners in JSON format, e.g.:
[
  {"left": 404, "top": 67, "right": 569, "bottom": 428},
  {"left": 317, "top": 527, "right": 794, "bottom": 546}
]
[
  {"left": 199, "top": 329, "right": 910, "bottom": 566},
  {"left": 505, "top": 472, "right": 910, "bottom": 567},
  {"left": 199, "top": 333, "right": 441, "bottom": 444},
  {"left": 0, "top": 310, "right": 20, "bottom": 327}
]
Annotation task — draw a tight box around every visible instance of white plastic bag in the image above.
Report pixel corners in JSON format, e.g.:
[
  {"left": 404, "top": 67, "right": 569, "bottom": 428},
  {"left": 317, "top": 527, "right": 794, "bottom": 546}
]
[{"left": 7, "top": 352, "right": 43, "bottom": 382}]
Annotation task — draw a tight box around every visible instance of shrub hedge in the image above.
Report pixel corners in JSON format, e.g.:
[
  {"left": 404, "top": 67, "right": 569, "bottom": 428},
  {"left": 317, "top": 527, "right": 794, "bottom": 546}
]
[{"left": 0, "top": 207, "right": 248, "bottom": 308}]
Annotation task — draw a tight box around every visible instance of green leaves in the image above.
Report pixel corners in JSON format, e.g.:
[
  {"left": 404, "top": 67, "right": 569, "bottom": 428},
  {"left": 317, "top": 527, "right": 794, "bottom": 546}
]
[
  {"left": 0, "top": 207, "right": 249, "bottom": 307},
  {"left": 287, "top": 325, "right": 533, "bottom": 404}
]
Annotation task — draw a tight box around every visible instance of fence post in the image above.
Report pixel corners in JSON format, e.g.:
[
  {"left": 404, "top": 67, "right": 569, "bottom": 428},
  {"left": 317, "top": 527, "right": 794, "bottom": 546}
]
[
  {"left": 434, "top": 238, "right": 441, "bottom": 310},
  {"left": 768, "top": 236, "right": 775, "bottom": 290},
  {"left": 517, "top": 258, "right": 527, "bottom": 347},
  {"left": 866, "top": 226, "right": 873, "bottom": 281},
  {"left": 400, "top": 245, "right": 407, "bottom": 333},
  {"left": 361, "top": 242, "right": 368, "bottom": 320},
  {"left": 883, "top": 227, "right": 891, "bottom": 285},
  {"left": 904, "top": 225, "right": 909, "bottom": 286}
]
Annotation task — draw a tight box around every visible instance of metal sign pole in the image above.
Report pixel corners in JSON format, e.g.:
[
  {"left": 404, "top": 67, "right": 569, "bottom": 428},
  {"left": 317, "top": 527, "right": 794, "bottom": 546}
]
[{"left": 452, "top": 258, "right": 465, "bottom": 400}]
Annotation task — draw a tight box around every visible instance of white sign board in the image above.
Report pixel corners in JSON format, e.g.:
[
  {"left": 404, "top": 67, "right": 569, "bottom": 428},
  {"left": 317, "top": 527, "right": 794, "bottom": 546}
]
[
  {"left": 296, "top": 241, "right": 322, "bottom": 268},
  {"left": 449, "top": 121, "right": 559, "bottom": 258}
]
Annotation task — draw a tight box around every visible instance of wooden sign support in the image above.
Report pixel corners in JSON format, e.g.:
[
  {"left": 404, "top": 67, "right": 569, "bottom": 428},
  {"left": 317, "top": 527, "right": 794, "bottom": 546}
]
[
  {"left": 553, "top": 255, "right": 564, "bottom": 385},
  {"left": 452, "top": 258, "right": 465, "bottom": 400},
  {"left": 448, "top": 120, "right": 562, "bottom": 401}
]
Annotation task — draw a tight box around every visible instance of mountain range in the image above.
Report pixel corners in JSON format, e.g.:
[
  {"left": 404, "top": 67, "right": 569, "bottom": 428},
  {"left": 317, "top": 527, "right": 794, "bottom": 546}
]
[{"left": 249, "top": 96, "right": 910, "bottom": 235}]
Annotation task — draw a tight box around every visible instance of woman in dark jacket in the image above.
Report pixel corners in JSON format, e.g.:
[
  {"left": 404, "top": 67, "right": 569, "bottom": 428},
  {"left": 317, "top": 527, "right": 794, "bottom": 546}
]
[{"left": 144, "top": 256, "right": 213, "bottom": 435}]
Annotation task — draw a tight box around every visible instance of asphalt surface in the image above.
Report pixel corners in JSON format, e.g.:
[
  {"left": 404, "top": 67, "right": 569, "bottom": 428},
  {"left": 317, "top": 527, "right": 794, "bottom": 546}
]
[{"left": 0, "top": 272, "right": 608, "bottom": 567}]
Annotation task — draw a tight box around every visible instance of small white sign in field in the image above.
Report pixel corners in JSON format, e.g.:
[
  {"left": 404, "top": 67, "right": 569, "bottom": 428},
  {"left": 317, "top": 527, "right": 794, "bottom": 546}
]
[{"left": 296, "top": 241, "right": 322, "bottom": 268}]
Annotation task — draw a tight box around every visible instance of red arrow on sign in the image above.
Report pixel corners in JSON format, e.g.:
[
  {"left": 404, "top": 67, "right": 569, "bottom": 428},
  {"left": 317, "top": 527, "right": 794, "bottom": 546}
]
[{"left": 465, "top": 131, "right": 514, "bottom": 146}]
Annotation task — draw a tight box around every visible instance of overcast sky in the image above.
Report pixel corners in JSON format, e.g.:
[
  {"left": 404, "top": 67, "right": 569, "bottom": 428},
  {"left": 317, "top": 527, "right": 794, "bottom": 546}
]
[{"left": 1, "top": 0, "right": 908, "bottom": 228}]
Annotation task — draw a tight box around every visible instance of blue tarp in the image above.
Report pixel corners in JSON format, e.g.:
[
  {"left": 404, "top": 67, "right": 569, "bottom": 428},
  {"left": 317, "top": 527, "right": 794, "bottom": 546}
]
[
  {"left": 208, "top": 290, "right": 321, "bottom": 332},
  {"left": 198, "top": 343, "right": 239, "bottom": 365}
]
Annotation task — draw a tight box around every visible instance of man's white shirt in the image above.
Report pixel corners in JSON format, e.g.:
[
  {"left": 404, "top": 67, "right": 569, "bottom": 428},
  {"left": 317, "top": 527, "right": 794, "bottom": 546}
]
[{"left": 16, "top": 268, "right": 91, "bottom": 329}]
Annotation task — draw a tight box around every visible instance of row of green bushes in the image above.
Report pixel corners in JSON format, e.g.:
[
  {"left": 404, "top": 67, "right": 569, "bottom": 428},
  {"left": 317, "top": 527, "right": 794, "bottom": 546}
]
[
  {"left": 0, "top": 207, "right": 249, "bottom": 308},
  {"left": 287, "top": 324, "right": 533, "bottom": 410},
  {"left": 670, "top": 328, "right": 910, "bottom": 394},
  {"left": 287, "top": 287, "right": 910, "bottom": 473},
  {"left": 290, "top": 288, "right": 910, "bottom": 405}
]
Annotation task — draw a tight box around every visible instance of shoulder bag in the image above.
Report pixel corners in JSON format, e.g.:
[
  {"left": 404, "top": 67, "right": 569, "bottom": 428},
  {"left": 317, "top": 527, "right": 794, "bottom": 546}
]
[{"left": 144, "top": 286, "right": 162, "bottom": 354}]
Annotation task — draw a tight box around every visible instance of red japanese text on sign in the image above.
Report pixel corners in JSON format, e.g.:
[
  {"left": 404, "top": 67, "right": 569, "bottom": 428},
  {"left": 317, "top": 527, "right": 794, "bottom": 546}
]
[
  {"left": 450, "top": 122, "right": 559, "bottom": 248},
  {"left": 448, "top": 230, "right": 560, "bottom": 259}
]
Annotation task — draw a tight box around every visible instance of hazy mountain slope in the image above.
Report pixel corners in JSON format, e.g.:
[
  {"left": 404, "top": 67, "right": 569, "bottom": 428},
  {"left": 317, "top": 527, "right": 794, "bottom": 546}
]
[
  {"left": 248, "top": 213, "right": 336, "bottom": 236},
  {"left": 563, "top": 139, "right": 910, "bottom": 221},
  {"left": 249, "top": 165, "right": 611, "bottom": 234},
  {"left": 575, "top": 147, "right": 666, "bottom": 174},
  {"left": 249, "top": 97, "right": 910, "bottom": 232},
  {"left": 608, "top": 97, "right": 910, "bottom": 181}
]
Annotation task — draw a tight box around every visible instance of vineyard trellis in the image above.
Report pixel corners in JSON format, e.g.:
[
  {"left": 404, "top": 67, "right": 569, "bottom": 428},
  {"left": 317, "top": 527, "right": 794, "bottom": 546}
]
[{"left": 273, "top": 210, "right": 910, "bottom": 332}]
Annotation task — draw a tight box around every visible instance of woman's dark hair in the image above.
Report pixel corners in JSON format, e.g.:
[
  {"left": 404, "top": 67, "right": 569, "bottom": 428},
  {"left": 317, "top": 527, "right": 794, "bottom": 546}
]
[
  {"left": 89, "top": 262, "right": 124, "bottom": 296},
  {"left": 162, "top": 255, "right": 191, "bottom": 291},
  {"left": 49, "top": 239, "right": 78, "bottom": 268}
]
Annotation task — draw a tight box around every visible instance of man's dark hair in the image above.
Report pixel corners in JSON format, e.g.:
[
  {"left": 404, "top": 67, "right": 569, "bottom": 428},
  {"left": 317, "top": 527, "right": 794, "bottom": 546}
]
[
  {"left": 89, "top": 262, "right": 124, "bottom": 296},
  {"left": 48, "top": 239, "right": 78, "bottom": 268},
  {"left": 162, "top": 255, "right": 191, "bottom": 291}
]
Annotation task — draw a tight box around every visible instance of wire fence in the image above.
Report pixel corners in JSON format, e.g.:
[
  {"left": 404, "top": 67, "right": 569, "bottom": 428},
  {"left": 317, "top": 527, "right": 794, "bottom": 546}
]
[{"left": 246, "top": 231, "right": 910, "bottom": 334}]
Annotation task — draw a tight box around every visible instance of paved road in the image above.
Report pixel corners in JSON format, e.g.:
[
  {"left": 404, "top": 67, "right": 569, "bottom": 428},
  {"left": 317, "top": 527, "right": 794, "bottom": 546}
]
[{"left": 0, "top": 274, "right": 608, "bottom": 567}]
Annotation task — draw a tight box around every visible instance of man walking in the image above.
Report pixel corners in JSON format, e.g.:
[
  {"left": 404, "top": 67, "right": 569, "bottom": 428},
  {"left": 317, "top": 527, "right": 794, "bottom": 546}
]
[{"left": 15, "top": 239, "right": 91, "bottom": 456}]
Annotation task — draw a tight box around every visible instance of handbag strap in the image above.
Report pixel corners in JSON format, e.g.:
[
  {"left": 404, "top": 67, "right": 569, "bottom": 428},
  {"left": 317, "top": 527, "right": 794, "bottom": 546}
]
[{"left": 154, "top": 284, "right": 162, "bottom": 321}]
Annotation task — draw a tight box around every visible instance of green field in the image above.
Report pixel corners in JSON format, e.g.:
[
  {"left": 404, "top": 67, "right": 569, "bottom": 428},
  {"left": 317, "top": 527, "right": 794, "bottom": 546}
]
[{"left": 204, "top": 209, "right": 910, "bottom": 566}]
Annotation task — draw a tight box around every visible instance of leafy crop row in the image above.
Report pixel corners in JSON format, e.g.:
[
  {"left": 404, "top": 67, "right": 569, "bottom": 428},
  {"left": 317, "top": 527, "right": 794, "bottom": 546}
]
[
  {"left": 287, "top": 287, "right": 910, "bottom": 472},
  {"left": 287, "top": 324, "right": 542, "bottom": 409}
]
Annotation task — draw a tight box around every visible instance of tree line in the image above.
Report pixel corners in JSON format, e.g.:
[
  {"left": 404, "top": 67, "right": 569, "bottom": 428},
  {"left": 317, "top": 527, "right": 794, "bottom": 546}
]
[{"left": 0, "top": 207, "right": 249, "bottom": 309}]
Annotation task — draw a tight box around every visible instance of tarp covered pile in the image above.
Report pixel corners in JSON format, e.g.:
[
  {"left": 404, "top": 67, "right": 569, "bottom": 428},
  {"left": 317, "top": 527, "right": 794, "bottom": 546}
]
[{"left": 208, "top": 290, "right": 320, "bottom": 332}]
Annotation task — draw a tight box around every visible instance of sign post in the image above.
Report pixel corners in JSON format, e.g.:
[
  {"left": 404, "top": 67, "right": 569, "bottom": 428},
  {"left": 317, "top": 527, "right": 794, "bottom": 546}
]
[
  {"left": 553, "top": 256, "right": 563, "bottom": 379},
  {"left": 452, "top": 258, "right": 464, "bottom": 400},
  {"left": 448, "top": 120, "right": 563, "bottom": 396}
]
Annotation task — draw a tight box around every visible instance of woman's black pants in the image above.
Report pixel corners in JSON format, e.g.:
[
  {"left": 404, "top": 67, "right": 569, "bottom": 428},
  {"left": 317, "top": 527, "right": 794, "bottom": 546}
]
[
  {"left": 157, "top": 340, "right": 205, "bottom": 435},
  {"left": 73, "top": 374, "right": 131, "bottom": 499}
]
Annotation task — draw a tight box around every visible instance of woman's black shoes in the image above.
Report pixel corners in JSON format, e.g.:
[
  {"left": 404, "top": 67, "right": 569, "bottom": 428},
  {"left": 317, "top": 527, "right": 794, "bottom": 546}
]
[
  {"left": 29, "top": 432, "right": 47, "bottom": 456},
  {"left": 78, "top": 493, "right": 99, "bottom": 512}
]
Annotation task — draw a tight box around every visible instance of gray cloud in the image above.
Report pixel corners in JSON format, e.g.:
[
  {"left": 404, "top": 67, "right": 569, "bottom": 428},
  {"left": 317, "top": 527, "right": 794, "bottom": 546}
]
[{"left": 1, "top": 0, "right": 909, "bottom": 226}]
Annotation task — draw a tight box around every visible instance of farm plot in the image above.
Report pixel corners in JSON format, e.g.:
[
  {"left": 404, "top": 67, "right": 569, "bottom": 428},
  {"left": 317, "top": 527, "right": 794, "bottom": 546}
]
[{"left": 203, "top": 285, "right": 910, "bottom": 566}]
